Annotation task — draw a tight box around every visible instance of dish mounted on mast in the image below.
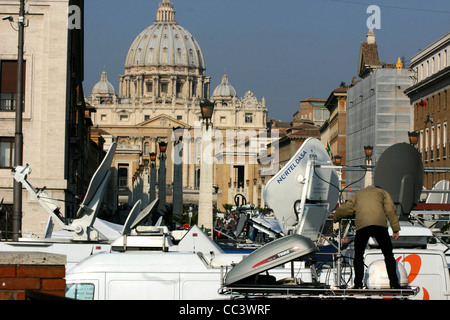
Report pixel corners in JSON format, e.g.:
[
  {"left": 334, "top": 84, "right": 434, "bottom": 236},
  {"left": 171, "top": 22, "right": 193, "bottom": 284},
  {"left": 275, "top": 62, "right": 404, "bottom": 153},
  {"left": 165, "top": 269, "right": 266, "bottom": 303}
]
[
  {"left": 263, "top": 137, "right": 340, "bottom": 238},
  {"left": 374, "top": 142, "right": 423, "bottom": 218},
  {"left": 12, "top": 142, "right": 117, "bottom": 241}
]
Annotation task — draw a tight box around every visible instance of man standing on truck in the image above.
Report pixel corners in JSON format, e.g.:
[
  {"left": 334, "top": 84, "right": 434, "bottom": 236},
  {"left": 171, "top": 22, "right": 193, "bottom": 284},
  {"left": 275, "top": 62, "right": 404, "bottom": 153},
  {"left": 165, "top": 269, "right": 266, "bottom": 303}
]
[{"left": 333, "top": 185, "right": 401, "bottom": 289}]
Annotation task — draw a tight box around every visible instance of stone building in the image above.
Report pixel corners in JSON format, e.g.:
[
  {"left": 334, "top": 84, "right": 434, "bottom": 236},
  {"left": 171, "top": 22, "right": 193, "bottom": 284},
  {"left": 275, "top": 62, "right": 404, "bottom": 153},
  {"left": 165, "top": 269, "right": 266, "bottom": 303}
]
[
  {"left": 405, "top": 32, "right": 450, "bottom": 188},
  {"left": 0, "top": 0, "right": 102, "bottom": 237},
  {"left": 293, "top": 98, "right": 329, "bottom": 128},
  {"left": 323, "top": 86, "right": 348, "bottom": 164},
  {"left": 321, "top": 85, "right": 348, "bottom": 188},
  {"left": 346, "top": 30, "right": 413, "bottom": 190}
]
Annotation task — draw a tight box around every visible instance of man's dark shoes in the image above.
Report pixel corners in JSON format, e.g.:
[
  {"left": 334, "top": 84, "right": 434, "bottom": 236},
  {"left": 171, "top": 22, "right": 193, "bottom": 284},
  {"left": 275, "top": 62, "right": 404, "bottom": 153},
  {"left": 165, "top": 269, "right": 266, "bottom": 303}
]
[{"left": 351, "top": 284, "right": 363, "bottom": 289}]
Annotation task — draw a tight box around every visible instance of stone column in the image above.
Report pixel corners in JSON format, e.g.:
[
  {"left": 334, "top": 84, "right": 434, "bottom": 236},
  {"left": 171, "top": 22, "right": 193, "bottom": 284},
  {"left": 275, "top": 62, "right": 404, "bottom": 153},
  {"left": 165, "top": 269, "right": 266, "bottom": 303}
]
[{"left": 198, "top": 124, "right": 213, "bottom": 238}]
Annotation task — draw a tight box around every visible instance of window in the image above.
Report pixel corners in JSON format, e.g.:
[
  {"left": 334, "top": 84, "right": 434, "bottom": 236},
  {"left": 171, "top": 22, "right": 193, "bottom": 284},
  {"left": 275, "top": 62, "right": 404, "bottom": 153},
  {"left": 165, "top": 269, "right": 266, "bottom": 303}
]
[
  {"left": 161, "top": 83, "right": 168, "bottom": 94},
  {"left": 192, "top": 82, "right": 197, "bottom": 97},
  {"left": 437, "top": 124, "right": 441, "bottom": 160},
  {"left": 419, "top": 129, "right": 424, "bottom": 157},
  {"left": 118, "top": 164, "right": 129, "bottom": 187},
  {"left": 438, "top": 53, "right": 441, "bottom": 71},
  {"left": 431, "top": 126, "right": 435, "bottom": 161},
  {"left": 0, "top": 203, "right": 12, "bottom": 240},
  {"left": 0, "top": 60, "right": 26, "bottom": 112},
  {"left": 445, "top": 50, "right": 448, "bottom": 68},
  {"left": 438, "top": 93, "right": 441, "bottom": 111},
  {"left": 177, "top": 115, "right": 182, "bottom": 120},
  {"left": 119, "top": 114, "right": 128, "bottom": 121},
  {"left": 65, "top": 283, "right": 95, "bottom": 300},
  {"left": 444, "top": 122, "right": 448, "bottom": 159},
  {"left": 234, "top": 165, "right": 245, "bottom": 188},
  {"left": 445, "top": 90, "right": 448, "bottom": 110},
  {"left": 144, "top": 115, "right": 150, "bottom": 121},
  {"left": 147, "top": 82, "right": 153, "bottom": 94},
  {"left": 162, "top": 47, "right": 168, "bottom": 64},
  {"left": 100, "top": 114, "right": 107, "bottom": 121},
  {"left": 0, "top": 137, "right": 14, "bottom": 168},
  {"left": 245, "top": 113, "right": 253, "bottom": 124}
]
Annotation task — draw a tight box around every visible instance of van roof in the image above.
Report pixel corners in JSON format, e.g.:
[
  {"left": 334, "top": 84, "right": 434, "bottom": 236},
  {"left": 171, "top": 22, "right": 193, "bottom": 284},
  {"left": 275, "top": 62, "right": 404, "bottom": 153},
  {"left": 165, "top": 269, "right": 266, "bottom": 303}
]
[{"left": 67, "top": 251, "right": 244, "bottom": 274}]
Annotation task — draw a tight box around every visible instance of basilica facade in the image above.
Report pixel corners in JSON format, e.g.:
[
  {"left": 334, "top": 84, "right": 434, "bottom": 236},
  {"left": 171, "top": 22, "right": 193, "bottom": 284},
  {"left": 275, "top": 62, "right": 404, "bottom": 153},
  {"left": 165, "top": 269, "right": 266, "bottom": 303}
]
[{"left": 88, "top": 0, "right": 268, "bottom": 212}]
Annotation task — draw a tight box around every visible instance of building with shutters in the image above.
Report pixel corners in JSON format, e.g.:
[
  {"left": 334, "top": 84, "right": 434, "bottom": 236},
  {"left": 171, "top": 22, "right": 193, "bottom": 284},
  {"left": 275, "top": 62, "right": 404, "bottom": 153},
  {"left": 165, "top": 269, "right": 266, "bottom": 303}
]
[
  {"left": 0, "top": 0, "right": 103, "bottom": 238},
  {"left": 405, "top": 32, "right": 450, "bottom": 188}
]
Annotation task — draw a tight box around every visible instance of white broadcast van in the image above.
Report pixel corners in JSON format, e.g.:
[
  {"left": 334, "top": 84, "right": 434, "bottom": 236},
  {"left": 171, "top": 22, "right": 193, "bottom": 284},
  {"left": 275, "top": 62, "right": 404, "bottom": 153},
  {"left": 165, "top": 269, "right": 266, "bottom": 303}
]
[{"left": 65, "top": 139, "right": 450, "bottom": 300}]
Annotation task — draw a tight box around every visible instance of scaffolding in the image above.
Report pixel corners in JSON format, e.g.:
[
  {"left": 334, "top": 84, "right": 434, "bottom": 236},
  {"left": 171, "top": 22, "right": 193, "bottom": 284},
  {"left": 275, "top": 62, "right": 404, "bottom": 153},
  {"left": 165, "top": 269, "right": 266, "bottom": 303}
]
[{"left": 346, "top": 69, "right": 413, "bottom": 190}]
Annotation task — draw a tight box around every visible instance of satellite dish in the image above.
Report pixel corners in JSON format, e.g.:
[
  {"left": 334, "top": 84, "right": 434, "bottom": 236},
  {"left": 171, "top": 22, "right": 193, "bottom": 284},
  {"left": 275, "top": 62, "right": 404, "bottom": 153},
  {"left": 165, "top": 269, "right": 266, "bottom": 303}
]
[
  {"left": 76, "top": 142, "right": 117, "bottom": 217},
  {"left": 121, "top": 200, "right": 142, "bottom": 236},
  {"left": 130, "top": 198, "right": 159, "bottom": 230},
  {"left": 264, "top": 138, "right": 339, "bottom": 235},
  {"left": 374, "top": 143, "right": 423, "bottom": 216},
  {"left": 426, "top": 180, "right": 450, "bottom": 204},
  {"left": 120, "top": 199, "right": 160, "bottom": 236}
]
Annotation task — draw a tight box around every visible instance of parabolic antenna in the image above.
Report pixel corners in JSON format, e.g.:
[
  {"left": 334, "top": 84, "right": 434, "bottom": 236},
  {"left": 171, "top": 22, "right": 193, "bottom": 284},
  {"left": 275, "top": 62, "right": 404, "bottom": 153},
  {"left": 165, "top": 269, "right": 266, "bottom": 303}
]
[
  {"left": 374, "top": 143, "right": 423, "bottom": 216},
  {"left": 76, "top": 142, "right": 117, "bottom": 218},
  {"left": 263, "top": 138, "right": 339, "bottom": 235}
]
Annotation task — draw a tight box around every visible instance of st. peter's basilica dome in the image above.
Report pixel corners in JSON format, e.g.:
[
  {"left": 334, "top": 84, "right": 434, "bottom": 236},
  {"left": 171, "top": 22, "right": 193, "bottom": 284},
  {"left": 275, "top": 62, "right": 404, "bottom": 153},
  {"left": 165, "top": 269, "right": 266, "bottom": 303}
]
[
  {"left": 125, "top": 8, "right": 205, "bottom": 70},
  {"left": 119, "top": 0, "right": 209, "bottom": 102}
]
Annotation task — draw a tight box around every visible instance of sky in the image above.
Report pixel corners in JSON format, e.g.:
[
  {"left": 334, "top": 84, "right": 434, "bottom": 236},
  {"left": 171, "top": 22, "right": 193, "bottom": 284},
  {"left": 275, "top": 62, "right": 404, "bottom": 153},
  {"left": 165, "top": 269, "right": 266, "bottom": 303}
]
[{"left": 84, "top": 0, "right": 450, "bottom": 122}]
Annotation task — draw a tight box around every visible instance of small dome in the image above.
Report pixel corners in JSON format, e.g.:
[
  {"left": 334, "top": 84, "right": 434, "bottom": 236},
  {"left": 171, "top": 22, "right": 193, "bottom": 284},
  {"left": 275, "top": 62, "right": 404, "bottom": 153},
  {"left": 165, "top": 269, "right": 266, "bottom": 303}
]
[
  {"left": 92, "top": 70, "right": 115, "bottom": 96},
  {"left": 212, "top": 73, "right": 237, "bottom": 98}
]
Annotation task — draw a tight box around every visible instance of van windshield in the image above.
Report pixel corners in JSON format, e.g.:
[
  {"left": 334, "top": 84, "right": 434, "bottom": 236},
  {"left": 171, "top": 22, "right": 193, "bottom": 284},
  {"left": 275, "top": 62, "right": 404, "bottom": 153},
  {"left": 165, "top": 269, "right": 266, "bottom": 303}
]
[{"left": 65, "top": 283, "right": 95, "bottom": 300}]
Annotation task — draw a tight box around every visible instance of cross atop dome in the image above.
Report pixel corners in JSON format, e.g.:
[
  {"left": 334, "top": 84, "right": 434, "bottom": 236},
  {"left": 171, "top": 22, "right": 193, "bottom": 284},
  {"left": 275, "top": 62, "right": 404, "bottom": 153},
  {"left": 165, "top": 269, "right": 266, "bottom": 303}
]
[{"left": 156, "top": 0, "right": 176, "bottom": 23}]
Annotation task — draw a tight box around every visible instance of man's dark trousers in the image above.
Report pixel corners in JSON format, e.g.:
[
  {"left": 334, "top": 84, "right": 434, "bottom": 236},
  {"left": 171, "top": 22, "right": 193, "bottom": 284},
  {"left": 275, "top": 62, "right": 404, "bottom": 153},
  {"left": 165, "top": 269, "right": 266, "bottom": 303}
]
[{"left": 353, "top": 225, "right": 399, "bottom": 288}]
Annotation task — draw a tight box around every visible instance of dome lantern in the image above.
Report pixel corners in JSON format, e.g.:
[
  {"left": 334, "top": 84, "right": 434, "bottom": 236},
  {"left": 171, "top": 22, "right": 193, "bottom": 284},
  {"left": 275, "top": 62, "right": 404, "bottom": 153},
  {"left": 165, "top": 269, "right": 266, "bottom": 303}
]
[{"left": 156, "top": 0, "right": 175, "bottom": 23}]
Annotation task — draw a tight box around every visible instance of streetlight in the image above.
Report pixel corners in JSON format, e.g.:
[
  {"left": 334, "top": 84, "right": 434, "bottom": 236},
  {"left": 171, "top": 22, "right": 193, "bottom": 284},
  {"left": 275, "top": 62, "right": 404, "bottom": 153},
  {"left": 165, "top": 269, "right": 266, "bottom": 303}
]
[
  {"left": 334, "top": 155, "right": 342, "bottom": 166},
  {"left": 200, "top": 99, "right": 215, "bottom": 130},
  {"left": 198, "top": 99, "right": 215, "bottom": 238},
  {"left": 408, "top": 131, "right": 419, "bottom": 146},
  {"left": 364, "top": 145, "right": 374, "bottom": 187},
  {"left": 158, "top": 141, "right": 167, "bottom": 214},
  {"left": 172, "top": 126, "right": 184, "bottom": 216},
  {"left": 364, "top": 146, "right": 373, "bottom": 162},
  {"left": 149, "top": 152, "right": 157, "bottom": 202},
  {"left": 159, "top": 141, "right": 167, "bottom": 153},
  {"left": 12, "top": 0, "right": 26, "bottom": 241}
]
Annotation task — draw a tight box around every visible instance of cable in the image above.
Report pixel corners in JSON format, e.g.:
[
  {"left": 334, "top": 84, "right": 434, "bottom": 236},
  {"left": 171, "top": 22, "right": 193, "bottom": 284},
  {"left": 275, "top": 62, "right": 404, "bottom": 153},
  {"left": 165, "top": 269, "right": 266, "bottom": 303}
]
[
  {"left": 312, "top": 163, "right": 368, "bottom": 200},
  {"left": 313, "top": 165, "right": 342, "bottom": 193}
]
